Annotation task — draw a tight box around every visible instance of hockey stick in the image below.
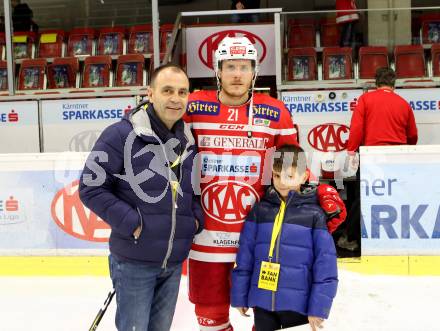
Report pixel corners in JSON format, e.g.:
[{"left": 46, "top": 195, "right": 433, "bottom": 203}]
[{"left": 88, "top": 288, "right": 116, "bottom": 331}]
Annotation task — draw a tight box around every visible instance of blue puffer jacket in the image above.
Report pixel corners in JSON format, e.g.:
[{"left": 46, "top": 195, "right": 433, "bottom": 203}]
[
  {"left": 231, "top": 187, "right": 338, "bottom": 319},
  {"left": 79, "top": 103, "right": 204, "bottom": 267}
]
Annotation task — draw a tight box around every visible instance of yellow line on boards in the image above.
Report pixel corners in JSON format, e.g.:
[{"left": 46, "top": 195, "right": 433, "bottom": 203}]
[
  {"left": 0, "top": 257, "right": 109, "bottom": 276},
  {"left": 1, "top": 256, "right": 440, "bottom": 276}
]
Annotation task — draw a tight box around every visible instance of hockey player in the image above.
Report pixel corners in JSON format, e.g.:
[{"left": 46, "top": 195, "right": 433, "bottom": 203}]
[{"left": 184, "top": 36, "right": 346, "bottom": 331}]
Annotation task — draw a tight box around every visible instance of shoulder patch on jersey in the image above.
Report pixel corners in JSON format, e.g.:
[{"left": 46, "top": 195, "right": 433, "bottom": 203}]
[
  {"left": 251, "top": 104, "right": 281, "bottom": 122},
  {"left": 187, "top": 100, "right": 220, "bottom": 116}
]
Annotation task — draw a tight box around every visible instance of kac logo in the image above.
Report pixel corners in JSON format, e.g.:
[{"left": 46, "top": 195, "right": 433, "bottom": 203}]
[
  {"left": 201, "top": 180, "right": 259, "bottom": 224},
  {"left": 69, "top": 130, "right": 102, "bottom": 152},
  {"left": 198, "top": 30, "right": 267, "bottom": 70},
  {"left": 308, "top": 123, "right": 349, "bottom": 152},
  {"left": 51, "top": 180, "right": 110, "bottom": 242}
]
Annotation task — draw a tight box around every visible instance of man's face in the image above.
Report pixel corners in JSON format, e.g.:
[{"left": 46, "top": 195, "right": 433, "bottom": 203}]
[
  {"left": 148, "top": 68, "right": 189, "bottom": 129},
  {"left": 272, "top": 166, "right": 307, "bottom": 200},
  {"left": 218, "top": 59, "right": 254, "bottom": 99}
]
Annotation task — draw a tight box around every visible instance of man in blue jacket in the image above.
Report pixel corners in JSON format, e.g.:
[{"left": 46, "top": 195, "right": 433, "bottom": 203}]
[{"left": 79, "top": 63, "right": 204, "bottom": 331}]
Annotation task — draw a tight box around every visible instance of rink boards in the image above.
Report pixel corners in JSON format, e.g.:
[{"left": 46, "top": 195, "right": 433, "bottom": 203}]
[{"left": 0, "top": 147, "right": 440, "bottom": 276}]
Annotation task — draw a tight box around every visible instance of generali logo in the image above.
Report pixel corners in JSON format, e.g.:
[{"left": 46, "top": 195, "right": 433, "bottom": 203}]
[
  {"left": 308, "top": 123, "right": 349, "bottom": 152},
  {"left": 51, "top": 180, "right": 110, "bottom": 242},
  {"left": 198, "top": 30, "right": 267, "bottom": 70}
]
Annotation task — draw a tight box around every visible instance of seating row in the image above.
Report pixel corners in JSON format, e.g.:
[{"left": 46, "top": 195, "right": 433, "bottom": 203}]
[
  {"left": 0, "top": 24, "right": 173, "bottom": 60},
  {"left": 287, "top": 14, "right": 440, "bottom": 48},
  {"left": 287, "top": 45, "right": 440, "bottom": 81},
  {"left": 0, "top": 54, "right": 147, "bottom": 91}
]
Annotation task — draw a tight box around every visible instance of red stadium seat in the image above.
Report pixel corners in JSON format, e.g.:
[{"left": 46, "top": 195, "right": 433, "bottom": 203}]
[
  {"left": 287, "top": 48, "right": 317, "bottom": 81},
  {"left": 160, "top": 24, "right": 174, "bottom": 53},
  {"left": 432, "top": 44, "right": 440, "bottom": 77},
  {"left": 359, "top": 46, "right": 389, "bottom": 79},
  {"left": 420, "top": 13, "right": 440, "bottom": 44},
  {"left": 115, "top": 54, "right": 145, "bottom": 87},
  {"left": 97, "top": 27, "right": 125, "bottom": 56},
  {"left": 323, "top": 47, "right": 353, "bottom": 80},
  {"left": 67, "top": 28, "right": 96, "bottom": 57},
  {"left": 0, "top": 61, "right": 7, "bottom": 90},
  {"left": 38, "top": 29, "right": 65, "bottom": 58},
  {"left": 18, "top": 58, "right": 47, "bottom": 90},
  {"left": 13, "top": 31, "right": 36, "bottom": 59},
  {"left": 82, "top": 55, "right": 112, "bottom": 88},
  {"left": 320, "top": 18, "right": 340, "bottom": 47},
  {"left": 128, "top": 24, "right": 153, "bottom": 54},
  {"left": 287, "top": 19, "right": 316, "bottom": 48},
  {"left": 394, "top": 45, "right": 426, "bottom": 78},
  {"left": 47, "top": 57, "right": 79, "bottom": 89}
]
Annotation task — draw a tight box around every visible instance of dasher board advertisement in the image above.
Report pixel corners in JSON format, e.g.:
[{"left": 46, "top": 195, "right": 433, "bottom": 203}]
[
  {"left": 360, "top": 145, "right": 440, "bottom": 255},
  {"left": 0, "top": 153, "right": 109, "bottom": 255},
  {"left": 41, "top": 97, "right": 137, "bottom": 152},
  {"left": 0, "top": 101, "right": 40, "bottom": 153},
  {"left": 186, "top": 24, "right": 275, "bottom": 77}
]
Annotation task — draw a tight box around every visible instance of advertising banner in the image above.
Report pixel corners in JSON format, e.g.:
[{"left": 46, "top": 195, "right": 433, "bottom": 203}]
[
  {"left": 0, "top": 153, "right": 109, "bottom": 255},
  {"left": 0, "top": 101, "right": 40, "bottom": 153},
  {"left": 186, "top": 24, "right": 275, "bottom": 77},
  {"left": 360, "top": 145, "right": 440, "bottom": 255},
  {"left": 281, "top": 89, "right": 440, "bottom": 181},
  {"left": 41, "top": 97, "right": 137, "bottom": 152}
]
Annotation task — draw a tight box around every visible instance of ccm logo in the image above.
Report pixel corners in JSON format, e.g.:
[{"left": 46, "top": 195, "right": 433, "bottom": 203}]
[{"left": 308, "top": 123, "right": 349, "bottom": 152}]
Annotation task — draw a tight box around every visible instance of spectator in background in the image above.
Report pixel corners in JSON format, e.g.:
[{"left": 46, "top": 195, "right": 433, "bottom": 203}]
[
  {"left": 12, "top": 0, "right": 38, "bottom": 32},
  {"left": 231, "top": 0, "right": 260, "bottom": 23},
  {"left": 336, "top": 0, "right": 359, "bottom": 47},
  {"left": 340, "top": 67, "right": 418, "bottom": 251}
]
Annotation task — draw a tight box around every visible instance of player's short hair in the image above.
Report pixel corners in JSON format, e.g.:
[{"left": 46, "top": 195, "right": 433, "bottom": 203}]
[
  {"left": 149, "top": 63, "right": 188, "bottom": 87},
  {"left": 273, "top": 144, "right": 307, "bottom": 175}
]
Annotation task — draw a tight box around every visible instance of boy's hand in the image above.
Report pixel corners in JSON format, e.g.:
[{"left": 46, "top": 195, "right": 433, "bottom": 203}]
[
  {"left": 308, "top": 316, "right": 324, "bottom": 331},
  {"left": 236, "top": 307, "right": 250, "bottom": 317}
]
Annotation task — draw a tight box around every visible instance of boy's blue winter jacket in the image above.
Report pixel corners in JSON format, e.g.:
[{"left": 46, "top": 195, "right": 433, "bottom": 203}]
[
  {"left": 79, "top": 104, "right": 204, "bottom": 268},
  {"left": 231, "top": 187, "right": 338, "bottom": 319}
]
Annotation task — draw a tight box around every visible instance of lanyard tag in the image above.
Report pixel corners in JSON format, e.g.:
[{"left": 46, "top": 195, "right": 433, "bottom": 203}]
[{"left": 258, "top": 261, "right": 280, "bottom": 292}]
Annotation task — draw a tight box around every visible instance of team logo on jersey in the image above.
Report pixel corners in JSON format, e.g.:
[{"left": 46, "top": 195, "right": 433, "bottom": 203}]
[
  {"left": 201, "top": 154, "right": 261, "bottom": 177},
  {"left": 252, "top": 104, "right": 280, "bottom": 122},
  {"left": 198, "top": 135, "right": 269, "bottom": 150},
  {"left": 187, "top": 101, "right": 220, "bottom": 115},
  {"left": 198, "top": 30, "right": 267, "bottom": 70},
  {"left": 201, "top": 180, "right": 259, "bottom": 224},
  {"left": 308, "top": 123, "right": 349, "bottom": 152}
]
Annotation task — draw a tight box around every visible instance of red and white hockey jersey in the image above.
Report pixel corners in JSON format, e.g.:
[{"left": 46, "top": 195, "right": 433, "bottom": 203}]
[{"left": 184, "top": 90, "right": 298, "bottom": 262}]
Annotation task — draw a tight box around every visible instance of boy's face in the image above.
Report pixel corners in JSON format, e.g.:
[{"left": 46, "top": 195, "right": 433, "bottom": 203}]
[{"left": 272, "top": 166, "right": 307, "bottom": 200}]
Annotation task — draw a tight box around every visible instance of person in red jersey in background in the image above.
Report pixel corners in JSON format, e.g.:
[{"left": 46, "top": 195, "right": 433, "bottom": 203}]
[
  {"left": 340, "top": 67, "right": 418, "bottom": 252},
  {"left": 184, "top": 36, "right": 346, "bottom": 331}
]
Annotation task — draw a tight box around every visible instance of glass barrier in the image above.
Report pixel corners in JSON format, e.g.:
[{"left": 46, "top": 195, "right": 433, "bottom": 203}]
[{"left": 280, "top": 7, "right": 440, "bottom": 88}]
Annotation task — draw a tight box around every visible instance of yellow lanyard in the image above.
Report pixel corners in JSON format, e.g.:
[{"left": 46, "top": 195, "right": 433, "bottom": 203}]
[
  {"left": 268, "top": 200, "right": 286, "bottom": 261},
  {"left": 170, "top": 155, "right": 181, "bottom": 208}
]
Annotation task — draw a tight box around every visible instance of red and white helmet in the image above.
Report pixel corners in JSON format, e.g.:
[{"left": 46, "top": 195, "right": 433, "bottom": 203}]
[{"left": 213, "top": 36, "right": 259, "bottom": 75}]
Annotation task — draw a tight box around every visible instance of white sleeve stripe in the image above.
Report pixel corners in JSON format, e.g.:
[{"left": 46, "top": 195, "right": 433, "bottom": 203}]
[
  {"left": 191, "top": 122, "right": 296, "bottom": 136},
  {"left": 279, "top": 127, "right": 297, "bottom": 136}
]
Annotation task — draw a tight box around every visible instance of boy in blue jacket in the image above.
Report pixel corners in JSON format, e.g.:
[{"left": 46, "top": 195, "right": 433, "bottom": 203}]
[{"left": 231, "top": 145, "right": 338, "bottom": 331}]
